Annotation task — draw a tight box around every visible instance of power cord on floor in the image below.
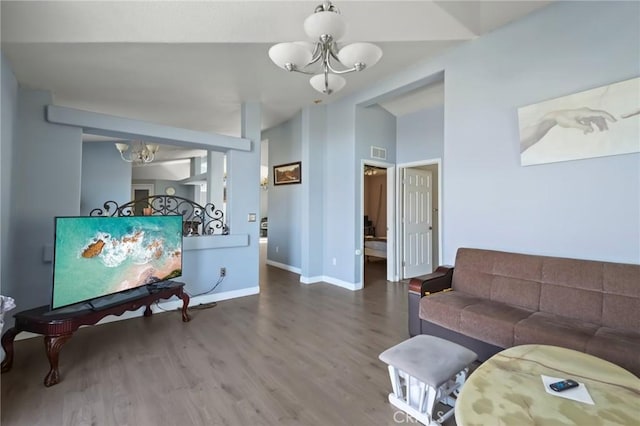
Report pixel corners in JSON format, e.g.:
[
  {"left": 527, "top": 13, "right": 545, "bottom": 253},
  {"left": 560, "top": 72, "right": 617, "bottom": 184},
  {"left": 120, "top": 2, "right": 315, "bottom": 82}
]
[
  {"left": 154, "top": 275, "right": 226, "bottom": 313},
  {"left": 187, "top": 275, "right": 225, "bottom": 298}
]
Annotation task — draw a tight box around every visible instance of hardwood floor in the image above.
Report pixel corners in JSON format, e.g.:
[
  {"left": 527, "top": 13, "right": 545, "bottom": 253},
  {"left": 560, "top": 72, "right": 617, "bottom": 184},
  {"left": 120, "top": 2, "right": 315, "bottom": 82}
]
[{"left": 1, "top": 248, "right": 450, "bottom": 426}]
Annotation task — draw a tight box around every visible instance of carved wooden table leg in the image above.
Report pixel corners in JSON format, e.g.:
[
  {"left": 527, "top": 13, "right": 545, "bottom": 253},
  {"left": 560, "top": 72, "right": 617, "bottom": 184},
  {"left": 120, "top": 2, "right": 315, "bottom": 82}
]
[
  {"left": 144, "top": 305, "right": 153, "bottom": 317},
  {"left": 180, "top": 292, "right": 191, "bottom": 322},
  {"left": 1, "top": 327, "right": 19, "bottom": 373},
  {"left": 43, "top": 333, "right": 73, "bottom": 387}
]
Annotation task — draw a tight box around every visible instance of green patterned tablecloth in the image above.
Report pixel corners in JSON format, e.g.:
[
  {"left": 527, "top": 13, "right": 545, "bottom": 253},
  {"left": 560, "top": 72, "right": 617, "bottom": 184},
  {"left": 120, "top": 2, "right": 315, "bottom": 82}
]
[{"left": 455, "top": 345, "right": 640, "bottom": 426}]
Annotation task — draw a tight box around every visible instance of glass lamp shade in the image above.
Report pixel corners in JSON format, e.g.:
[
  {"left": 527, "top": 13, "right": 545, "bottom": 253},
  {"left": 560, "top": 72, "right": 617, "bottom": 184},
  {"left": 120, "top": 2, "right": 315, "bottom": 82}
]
[
  {"left": 304, "top": 11, "right": 346, "bottom": 41},
  {"left": 268, "top": 42, "right": 313, "bottom": 70},
  {"left": 337, "top": 42, "right": 383, "bottom": 68},
  {"left": 146, "top": 143, "right": 159, "bottom": 154},
  {"left": 115, "top": 142, "right": 129, "bottom": 153},
  {"left": 309, "top": 73, "right": 346, "bottom": 94}
]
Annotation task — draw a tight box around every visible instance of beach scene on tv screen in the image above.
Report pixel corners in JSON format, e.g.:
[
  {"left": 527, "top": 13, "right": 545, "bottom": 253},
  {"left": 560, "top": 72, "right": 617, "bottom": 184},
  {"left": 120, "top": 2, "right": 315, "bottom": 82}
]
[{"left": 53, "top": 216, "right": 182, "bottom": 308}]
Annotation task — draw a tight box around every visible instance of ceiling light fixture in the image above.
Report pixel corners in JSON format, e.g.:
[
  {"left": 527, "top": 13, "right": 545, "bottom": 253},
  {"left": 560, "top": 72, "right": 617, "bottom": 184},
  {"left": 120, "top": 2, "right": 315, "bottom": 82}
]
[
  {"left": 114, "top": 141, "right": 159, "bottom": 164},
  {"left": 268, "top": 1, "right": 382, "bottom": 95}
]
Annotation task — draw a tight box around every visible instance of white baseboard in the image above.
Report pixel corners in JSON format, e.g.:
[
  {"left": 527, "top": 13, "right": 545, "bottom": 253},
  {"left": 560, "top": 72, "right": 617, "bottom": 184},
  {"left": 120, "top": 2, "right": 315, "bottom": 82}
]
[
  {"left": 182, "top": 286, "right": 260, "bottom": 307},
  {"left": 300, "top": 275, "right": 363, "bottom": 291},
  {"left": 266, "top": 259, "right": 302, "bottom": 274},
  {"left": 14, "top": 286, "right": 260, "bottom": 341},
  {"left": 300, "top": 275, "right": 323, "bottom": 284}
]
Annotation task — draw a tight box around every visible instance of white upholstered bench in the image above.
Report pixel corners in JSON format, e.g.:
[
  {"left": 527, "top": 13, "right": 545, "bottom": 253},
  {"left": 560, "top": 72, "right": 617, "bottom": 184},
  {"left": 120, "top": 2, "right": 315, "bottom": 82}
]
[{"left": 379, "top": 335, "right": 477, "bottom": 425}]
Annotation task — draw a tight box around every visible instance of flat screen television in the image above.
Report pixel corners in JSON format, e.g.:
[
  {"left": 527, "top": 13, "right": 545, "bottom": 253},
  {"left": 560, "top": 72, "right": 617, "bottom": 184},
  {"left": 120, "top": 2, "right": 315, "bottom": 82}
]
[{"left": 51, "top": 215, "right": 183, "bottom": 310}]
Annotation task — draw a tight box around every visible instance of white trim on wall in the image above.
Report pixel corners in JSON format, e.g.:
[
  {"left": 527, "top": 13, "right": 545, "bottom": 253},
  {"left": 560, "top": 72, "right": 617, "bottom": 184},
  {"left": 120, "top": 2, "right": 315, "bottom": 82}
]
[
  {"left": 265, "top": 259, "right": 302, "bottom": 274},
  {"left": 301, "top": 275, "right": 363, "bottom": 291}
]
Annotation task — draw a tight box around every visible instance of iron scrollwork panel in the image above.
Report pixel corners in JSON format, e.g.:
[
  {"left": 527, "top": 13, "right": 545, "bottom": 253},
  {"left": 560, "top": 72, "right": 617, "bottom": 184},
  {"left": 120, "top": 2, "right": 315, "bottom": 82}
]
[{"left": 90, "top": 195, "right": 228, "bottom": 236}]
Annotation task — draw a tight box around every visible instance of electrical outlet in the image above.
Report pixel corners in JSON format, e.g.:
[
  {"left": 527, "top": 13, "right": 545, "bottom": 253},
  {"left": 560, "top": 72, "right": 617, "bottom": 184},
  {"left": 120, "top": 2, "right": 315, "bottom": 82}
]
[{"left": 220, "top": 267, "right": 226, "bottom": 277}]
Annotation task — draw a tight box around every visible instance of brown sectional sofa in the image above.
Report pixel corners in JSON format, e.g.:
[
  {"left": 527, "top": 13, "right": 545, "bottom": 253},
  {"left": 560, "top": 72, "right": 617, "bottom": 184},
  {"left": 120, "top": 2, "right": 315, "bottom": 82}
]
[{"left": 408, "top": 248, "right": 640, "bottom": 377}]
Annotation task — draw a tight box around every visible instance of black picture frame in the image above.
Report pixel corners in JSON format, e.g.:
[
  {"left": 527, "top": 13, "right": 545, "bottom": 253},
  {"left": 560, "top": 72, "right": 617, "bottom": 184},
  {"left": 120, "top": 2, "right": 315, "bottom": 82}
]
[{"left": 273, "top": 161, "right": 302, "bottom": 185}]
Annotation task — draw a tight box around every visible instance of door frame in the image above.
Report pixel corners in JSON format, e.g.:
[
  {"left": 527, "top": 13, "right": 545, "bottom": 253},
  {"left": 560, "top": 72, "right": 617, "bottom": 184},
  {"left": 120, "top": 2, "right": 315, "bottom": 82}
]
[
  {"left": 360, "top": 159, "right": 395, "bottom": 283},
  {"left": 396, "top": 158, "right": 442, "bottom": 280},
  {"left": 131, "top": 183, "right": 155, "bottom": 200}
]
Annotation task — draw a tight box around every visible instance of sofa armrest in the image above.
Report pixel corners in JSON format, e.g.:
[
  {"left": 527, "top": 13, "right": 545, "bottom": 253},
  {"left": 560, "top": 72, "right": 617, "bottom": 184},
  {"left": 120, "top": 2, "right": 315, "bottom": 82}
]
[{"left": 408, "top": 266, "right": 454, "bottom": 297}]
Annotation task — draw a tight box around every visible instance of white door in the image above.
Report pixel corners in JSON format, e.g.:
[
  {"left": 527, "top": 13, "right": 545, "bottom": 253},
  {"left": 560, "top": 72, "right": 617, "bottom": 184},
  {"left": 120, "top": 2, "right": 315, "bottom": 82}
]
[{"left": 403, "top": 168, "right": 433, "bottom": 278}]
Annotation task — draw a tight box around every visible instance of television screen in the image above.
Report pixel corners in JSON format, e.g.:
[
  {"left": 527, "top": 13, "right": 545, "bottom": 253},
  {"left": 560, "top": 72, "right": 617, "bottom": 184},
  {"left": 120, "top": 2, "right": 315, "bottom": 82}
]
[{"left": 51, "top": 215, "right": 183, "bottom": 310}]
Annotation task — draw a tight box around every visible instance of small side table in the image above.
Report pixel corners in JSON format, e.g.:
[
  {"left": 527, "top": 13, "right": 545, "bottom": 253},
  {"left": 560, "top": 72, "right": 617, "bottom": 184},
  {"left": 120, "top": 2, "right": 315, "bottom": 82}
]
[{"left": 1, "top": 281, "right": 190, "bottom": 387}]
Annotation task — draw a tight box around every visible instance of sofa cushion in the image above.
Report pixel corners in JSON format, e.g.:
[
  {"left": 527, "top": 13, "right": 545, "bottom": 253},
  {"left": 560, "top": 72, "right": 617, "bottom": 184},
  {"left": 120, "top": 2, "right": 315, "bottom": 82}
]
[
  {"left": 601, "top": 263, "right": 640, "bottom": 332},
  {"left": 586, "top": 328, "right": 640, "bottom": 377},
  {"left": 459, "top": 300, "right": 534, "bottom": 348},
  {"left": 539, "top": 284, "right": 602, "bottom": 325},
  {"left": 452, "top": 268, "right": 493, "bottom": 299},
  {"left": 541, "top": 257, "right": 604, "bottom": 291},
  {"left": 453, "top": 249, "right": 543, "bottom": 308},
  {"left": 419, "top": 291, "right": 482, "bottom": 332},
  {"left": 514, "top": 312, "right": 600, "bottom": 352},
  {"left": 490, "top": 276, "right": 540, "bottom": 311},
  {"left": 602, "top": 294, "right": 640, "bottom": 333}
]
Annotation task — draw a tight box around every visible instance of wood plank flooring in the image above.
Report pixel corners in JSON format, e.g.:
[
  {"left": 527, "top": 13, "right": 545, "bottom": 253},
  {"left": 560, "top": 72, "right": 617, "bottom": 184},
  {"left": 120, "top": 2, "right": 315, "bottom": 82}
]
[{"left": 1, "top": 249, "right": 452, "bottom": 426}]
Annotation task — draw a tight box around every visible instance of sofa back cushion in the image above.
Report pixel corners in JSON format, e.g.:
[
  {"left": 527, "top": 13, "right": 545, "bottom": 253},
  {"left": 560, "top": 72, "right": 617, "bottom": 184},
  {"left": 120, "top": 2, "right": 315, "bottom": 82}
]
[
  {"left": 452, "top": 248, "right": 541, "bottom": 310},
  {"left": 452, "top": 248, "right": 640, "bottom": 328},
  {"left": 538, "top": 258, "right": 604, "bottom": 325},
  {"left": 602, "top": 263, "right": 640, "bottom": 332}
]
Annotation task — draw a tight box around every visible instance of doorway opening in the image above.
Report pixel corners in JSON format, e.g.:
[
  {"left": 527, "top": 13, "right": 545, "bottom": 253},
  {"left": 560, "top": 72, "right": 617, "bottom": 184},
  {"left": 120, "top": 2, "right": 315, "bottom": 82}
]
[
  {"left": 131, "top": 183, "right": 155, "bottom": 216},
  {"left": 397, "top": 160, "right": 441, "bottom": 280},
  {"left": 361, "top": 160, "right": 395, "bottom": 286}
]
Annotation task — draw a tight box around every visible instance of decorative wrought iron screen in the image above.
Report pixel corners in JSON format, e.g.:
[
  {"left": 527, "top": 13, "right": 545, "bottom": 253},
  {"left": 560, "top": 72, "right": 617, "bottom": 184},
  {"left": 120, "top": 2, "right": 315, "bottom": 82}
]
[{"left": 90, "top": 195, "right": 227, "bottom": 236}]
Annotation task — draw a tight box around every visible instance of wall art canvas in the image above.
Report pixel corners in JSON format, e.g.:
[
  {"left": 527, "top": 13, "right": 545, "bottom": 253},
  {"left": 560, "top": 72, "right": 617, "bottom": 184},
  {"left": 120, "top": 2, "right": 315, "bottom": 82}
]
[{"left": 518, "top": 77, "right": 639, "bottom": 166}]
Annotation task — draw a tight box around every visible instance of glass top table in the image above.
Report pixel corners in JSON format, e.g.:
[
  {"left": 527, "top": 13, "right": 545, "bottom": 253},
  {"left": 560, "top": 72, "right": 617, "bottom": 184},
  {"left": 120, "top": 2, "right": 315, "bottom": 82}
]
[{"left": 455, "top": 344, "right": 640, "bottom": 426}]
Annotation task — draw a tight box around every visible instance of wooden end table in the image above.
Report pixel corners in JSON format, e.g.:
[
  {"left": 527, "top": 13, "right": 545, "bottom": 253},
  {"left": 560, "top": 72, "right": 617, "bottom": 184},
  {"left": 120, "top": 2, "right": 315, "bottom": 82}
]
[{"left": 1, "top": 281, "right": 190, "bottom": 387}]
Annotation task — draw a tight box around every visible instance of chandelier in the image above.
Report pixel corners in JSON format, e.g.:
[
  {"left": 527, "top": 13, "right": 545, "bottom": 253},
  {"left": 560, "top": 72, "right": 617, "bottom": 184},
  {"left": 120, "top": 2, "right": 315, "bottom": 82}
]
[
  {"left": 268, "top": 1, "right": 382, "bottom": 95},
  {"left": 114, "top": 141, "right": 159, "bottom": 164}
]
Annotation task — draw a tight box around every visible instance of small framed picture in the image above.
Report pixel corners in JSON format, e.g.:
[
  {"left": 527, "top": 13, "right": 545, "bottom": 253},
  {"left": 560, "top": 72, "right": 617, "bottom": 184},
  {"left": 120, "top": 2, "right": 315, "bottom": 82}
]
[{"left": 273, "top": 161, "right": 301, "bottom": 185}]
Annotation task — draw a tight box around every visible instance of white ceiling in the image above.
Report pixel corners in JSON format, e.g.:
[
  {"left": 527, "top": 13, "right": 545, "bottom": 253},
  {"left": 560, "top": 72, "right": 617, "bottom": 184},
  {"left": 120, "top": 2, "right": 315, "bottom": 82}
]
[{"left": 1, "top": 0, "right": 551, "bottom": 142}]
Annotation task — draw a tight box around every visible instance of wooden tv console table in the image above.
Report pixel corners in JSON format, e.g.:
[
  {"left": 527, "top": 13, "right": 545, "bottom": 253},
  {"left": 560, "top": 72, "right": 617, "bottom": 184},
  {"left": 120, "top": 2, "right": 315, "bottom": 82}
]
[{"left": 1, "top": 281, "right": 190, "bottom": 387}]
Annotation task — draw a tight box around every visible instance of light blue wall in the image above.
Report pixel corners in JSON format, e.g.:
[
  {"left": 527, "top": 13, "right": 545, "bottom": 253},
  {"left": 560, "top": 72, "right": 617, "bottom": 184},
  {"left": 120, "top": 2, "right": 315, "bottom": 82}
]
[
  {"left": 300, "top": 106, "right": 326, "bottom": 280},
  {"left": 397, "top": 104, "right": 444, "bottom": 164},
  {"left": 1, "top": 52, "right": 18, "bottom": 298},
  {"left": 438, "top": 1, "right": 640, "bottom": 264},
  {"left": 263, "top": 0, "right": 640, "bottom": 285},
  {"left": 355, "top": 105, "right": 397, "bottom": 164},
  {"left": 323, "top": 102, "right": 357, "bottom": 282},
  {"left": 81, "top": 142, "right": 132, "bottom": 215},
  {"left": 1, "top": 70, "right": 261, "bottom": 318},
  {"left": 263, "top": 112, "right": 303, "bottom": 269},
  {"left": 327, "top": 0, "right": 640, "bottom": 277},
  {"left": 9, "top": 89, "right": 83, "bottom": 312}
]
